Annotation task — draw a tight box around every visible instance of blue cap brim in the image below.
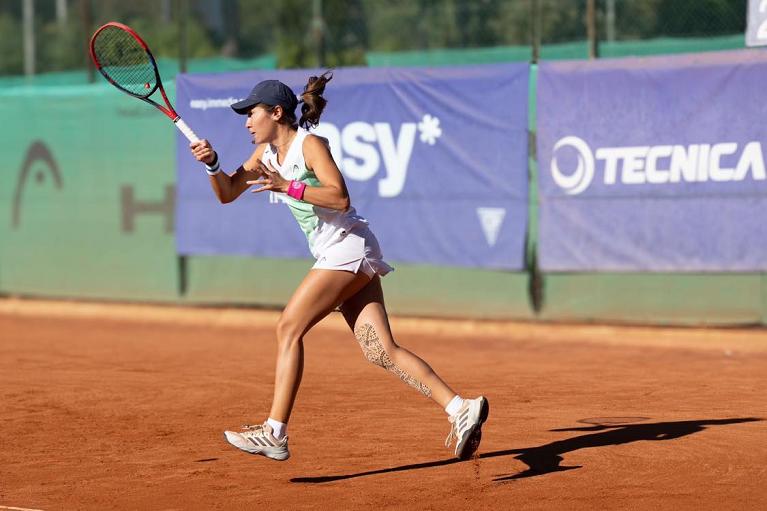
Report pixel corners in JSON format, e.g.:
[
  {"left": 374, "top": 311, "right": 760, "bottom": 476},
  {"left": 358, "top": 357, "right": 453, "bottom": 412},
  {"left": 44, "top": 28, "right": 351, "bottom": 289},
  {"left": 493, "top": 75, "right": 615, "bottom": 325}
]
[{"left": 231, "top": 98, "right": 258, "bottom": 115}]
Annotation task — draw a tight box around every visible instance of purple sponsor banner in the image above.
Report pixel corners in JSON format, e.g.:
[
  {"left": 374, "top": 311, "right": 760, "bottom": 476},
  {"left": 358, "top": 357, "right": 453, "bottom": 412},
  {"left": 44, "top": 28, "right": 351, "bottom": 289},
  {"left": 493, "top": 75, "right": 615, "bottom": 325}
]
[
  {"left": 176, "top": 64, "right": 529, "bottom": 270},
  {"left": 538, "top": 50, "right": 767, "bottom": 271}
]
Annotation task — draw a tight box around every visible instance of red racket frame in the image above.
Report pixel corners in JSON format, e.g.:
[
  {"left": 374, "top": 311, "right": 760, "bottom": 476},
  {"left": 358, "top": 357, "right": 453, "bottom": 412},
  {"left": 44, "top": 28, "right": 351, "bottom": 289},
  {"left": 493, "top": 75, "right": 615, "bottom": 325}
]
[{"left": 89, "top": 21, "right": 179, "bottom": 121}]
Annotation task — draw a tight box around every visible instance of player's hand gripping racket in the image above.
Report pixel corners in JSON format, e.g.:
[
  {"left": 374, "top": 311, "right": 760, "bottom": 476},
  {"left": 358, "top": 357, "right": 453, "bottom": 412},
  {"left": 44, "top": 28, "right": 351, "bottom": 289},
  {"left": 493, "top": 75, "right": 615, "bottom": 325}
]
[{"left": 89, "top": 22, "right": 200, "bottom": 143}]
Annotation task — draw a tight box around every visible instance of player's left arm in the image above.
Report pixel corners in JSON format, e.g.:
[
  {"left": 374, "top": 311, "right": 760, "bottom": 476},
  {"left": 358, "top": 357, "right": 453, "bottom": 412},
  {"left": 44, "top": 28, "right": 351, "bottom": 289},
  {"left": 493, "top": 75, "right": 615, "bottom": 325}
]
[
  {"left": 248, "top": 134, "right": 350, "bottom": 211},
  {"left": 302, "top": 135, "right": 350, "bottom": 211}
]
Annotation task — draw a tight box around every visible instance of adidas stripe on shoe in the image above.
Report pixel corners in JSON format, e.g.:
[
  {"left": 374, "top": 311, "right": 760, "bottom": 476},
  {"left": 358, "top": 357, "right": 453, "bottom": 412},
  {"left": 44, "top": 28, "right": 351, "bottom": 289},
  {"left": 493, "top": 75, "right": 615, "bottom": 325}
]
[
  {"left": 445, "top": 396, "right": 489, "bottom": 460},
  {"left": 224, "top": 422, "right": 290, "bottom": 461}
]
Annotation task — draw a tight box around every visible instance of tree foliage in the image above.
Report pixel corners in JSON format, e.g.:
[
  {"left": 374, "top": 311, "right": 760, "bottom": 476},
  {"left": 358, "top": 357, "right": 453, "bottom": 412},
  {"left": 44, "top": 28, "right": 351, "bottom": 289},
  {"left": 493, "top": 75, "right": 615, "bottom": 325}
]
[{"left": 0, "top": 0, "right": 749, "bottom": 76}]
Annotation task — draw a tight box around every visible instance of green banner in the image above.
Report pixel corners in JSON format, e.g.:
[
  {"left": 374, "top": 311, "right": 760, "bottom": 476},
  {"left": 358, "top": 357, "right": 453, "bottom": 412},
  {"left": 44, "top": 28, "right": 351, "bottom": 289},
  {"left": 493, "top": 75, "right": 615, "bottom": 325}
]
[{"left": 0, "top": 83, "right": 178, "bottom": 300}]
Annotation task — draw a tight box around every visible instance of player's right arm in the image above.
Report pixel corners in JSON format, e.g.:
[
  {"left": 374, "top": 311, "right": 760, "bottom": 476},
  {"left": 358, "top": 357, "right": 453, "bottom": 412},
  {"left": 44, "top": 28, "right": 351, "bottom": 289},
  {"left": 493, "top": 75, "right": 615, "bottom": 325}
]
[{"left": 190, "top": 140, "right": 265, "bottom": 204}]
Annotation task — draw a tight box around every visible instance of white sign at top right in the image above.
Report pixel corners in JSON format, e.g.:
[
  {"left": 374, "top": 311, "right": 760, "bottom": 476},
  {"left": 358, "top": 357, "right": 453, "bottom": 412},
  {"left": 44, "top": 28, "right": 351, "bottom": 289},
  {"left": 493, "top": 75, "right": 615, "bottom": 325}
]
[{"left": 746, "top": 0, "right": 767, "bottom": 46}]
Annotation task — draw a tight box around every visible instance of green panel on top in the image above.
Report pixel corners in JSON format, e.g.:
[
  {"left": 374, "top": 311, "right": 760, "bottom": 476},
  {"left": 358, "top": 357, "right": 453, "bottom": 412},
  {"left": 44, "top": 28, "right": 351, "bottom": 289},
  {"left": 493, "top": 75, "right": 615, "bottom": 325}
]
[
  {"left": 542, "top": 34, "right": 743, "bottom": 60},
  {"left": 366, "top": 45, "right": 533, "bottom": 67},
  {"left": 601, "top": 34, "right": 744, "bottom": 58},
  {"left": 182, "top": 255, "right": 532, "bottom": 320},
  {"left": 538, "top": 273, "right": 763, "bottom": 326},
  {"left": 0, "top": 83, "right": 178, "bottom": 300},
  {"left": 539, "top": 41, "right": 590, "bottom": 60},
  {"left": 366, "top": 34, "right": 744, "bottom": 68}
]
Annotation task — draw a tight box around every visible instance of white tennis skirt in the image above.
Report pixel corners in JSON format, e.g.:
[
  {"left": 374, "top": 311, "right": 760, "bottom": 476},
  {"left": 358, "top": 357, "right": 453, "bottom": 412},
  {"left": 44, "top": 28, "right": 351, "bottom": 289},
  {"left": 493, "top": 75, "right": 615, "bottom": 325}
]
[{"left": 312, "top": 226, "right": 394, "bottom": 278}]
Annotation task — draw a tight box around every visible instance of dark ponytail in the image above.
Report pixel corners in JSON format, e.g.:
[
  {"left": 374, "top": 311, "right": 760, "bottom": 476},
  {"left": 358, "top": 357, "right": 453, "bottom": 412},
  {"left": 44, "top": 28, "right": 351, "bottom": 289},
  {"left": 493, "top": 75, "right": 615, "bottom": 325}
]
[{"left": 299, "top": 70, "right": 333, "bottom": 129}]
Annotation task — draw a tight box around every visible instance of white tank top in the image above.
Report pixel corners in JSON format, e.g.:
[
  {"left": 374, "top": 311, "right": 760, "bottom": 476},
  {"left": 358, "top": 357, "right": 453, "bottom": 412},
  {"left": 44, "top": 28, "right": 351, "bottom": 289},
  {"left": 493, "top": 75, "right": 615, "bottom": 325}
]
[{"left": 261, "top": 128, "right": 368, "bottom": 259}]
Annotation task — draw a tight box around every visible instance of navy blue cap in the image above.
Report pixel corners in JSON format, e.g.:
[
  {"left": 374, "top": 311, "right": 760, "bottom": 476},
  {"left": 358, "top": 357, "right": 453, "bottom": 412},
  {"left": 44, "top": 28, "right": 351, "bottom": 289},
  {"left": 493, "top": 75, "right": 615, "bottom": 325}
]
[{"left": 231, "top": 80, "right": 298, "bottom": 115}]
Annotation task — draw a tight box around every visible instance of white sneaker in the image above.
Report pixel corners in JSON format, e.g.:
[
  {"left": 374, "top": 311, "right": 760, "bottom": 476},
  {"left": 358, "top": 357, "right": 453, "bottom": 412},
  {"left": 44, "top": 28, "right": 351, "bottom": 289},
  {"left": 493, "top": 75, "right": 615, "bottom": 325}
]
[
  {"left": 445, "top": 396, "right": 489, "bottom": 460},
  {"left": 224, "top": 422, "right": 290, "bottom": 461}
]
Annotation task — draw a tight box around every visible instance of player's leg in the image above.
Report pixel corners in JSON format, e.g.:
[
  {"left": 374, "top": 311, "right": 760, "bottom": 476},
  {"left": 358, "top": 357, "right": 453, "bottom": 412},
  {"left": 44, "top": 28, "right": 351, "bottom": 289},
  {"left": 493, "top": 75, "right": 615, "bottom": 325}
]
[
  {"left": 340, "top": 275, "right": 454, "bottom": 406},
  {"left": 224, "top": 269, "right": 371, "bottom": 460},
  {"left": 269, "top": 269, "right": 370, "bottom": 422},
  {"left": 340, "top": 276, "right": 489, "bottom": 459}
]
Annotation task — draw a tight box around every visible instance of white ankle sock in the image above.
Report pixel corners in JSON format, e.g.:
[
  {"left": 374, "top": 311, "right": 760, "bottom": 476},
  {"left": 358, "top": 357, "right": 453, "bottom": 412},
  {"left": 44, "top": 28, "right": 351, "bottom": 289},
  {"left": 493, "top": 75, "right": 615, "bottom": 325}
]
[
  {"left": 445, "top": 395, "right": 464, "bottom": 416},
  {"left": 266, "top": 417, "right": 287, "bottom": 440}
]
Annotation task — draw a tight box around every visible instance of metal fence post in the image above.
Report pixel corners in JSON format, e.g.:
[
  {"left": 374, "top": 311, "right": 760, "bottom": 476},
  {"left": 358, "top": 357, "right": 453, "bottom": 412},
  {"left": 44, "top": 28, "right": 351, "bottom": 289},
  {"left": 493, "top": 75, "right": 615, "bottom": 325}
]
[
  {"left": 530, "top": 0, "right": 540, "bottom": 63},
  {"left": 587, "top": 0, "right": 599, "bottom": 59},
  {"left": 178, "top": 0, "right": 188, "bottom": 74},
  {"left": 606, "top": 0, "right": 616, "bottom": 43},
  {"left": 23, "top": 0, "right": 36, "bottom": 77},
  {"left": 312, "top": 0, "right": 326, "bottom": 67},
  {"left": 56, "top": 0, "right": 68, "bottom": 26},
  {"left": 80, "top": 0, "right": 94, "bottom": 82}
]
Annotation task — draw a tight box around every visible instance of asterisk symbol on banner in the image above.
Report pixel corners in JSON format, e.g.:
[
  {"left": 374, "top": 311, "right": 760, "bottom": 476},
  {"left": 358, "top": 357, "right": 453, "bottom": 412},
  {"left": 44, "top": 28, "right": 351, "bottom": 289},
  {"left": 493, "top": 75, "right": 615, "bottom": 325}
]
[{"left": 418, "top": 114, "right": 442, "bottom": 145}]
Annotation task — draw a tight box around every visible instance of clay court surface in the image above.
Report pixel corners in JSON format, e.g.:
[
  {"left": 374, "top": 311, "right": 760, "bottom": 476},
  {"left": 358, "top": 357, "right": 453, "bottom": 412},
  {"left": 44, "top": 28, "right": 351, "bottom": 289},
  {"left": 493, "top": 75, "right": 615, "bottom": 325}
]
[{"left": 1, "top": 299, "right": 765, "bottom": 510}]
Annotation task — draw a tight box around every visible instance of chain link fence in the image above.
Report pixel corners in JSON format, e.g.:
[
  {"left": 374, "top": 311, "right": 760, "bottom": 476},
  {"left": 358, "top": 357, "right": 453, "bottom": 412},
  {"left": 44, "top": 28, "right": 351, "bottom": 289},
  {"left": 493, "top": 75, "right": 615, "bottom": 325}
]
[{"left": 0, "top": 0, "right": 750, "bottom": 81}]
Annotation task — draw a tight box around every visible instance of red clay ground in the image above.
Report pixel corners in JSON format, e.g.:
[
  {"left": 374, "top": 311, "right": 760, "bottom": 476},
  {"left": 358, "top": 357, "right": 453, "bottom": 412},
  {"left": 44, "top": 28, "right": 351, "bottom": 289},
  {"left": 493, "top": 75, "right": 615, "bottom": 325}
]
[{"left": 1, "top": 299, "right": 766, "bottom": 510}]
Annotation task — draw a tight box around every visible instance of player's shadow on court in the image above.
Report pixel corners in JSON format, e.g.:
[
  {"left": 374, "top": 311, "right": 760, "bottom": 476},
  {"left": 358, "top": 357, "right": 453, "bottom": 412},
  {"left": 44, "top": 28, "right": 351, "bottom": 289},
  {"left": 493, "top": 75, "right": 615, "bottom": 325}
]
[{"left": 290, "top": 417, "right": 761, "bottom": 484}]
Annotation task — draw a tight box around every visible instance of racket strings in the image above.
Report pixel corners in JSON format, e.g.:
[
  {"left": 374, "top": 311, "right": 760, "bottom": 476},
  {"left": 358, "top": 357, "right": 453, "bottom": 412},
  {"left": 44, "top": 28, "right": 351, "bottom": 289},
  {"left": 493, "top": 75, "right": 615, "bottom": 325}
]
[{"left": 92, "top": 26, "right": 156, "bottom": 97}]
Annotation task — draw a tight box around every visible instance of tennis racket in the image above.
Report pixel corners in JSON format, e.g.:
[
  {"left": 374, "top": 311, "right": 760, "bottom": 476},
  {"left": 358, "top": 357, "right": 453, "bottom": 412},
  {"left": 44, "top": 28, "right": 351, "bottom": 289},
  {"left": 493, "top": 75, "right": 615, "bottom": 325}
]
[{"left": 89, "top": 21, "right": 200, "bottom": 143}]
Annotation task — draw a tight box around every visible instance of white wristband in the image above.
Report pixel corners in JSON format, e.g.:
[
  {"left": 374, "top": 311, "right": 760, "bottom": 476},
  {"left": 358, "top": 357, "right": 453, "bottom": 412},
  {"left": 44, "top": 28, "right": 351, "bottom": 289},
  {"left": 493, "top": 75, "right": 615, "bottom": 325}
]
[{"left": 205, "top": 154, "right": 221, "bottom": 175}]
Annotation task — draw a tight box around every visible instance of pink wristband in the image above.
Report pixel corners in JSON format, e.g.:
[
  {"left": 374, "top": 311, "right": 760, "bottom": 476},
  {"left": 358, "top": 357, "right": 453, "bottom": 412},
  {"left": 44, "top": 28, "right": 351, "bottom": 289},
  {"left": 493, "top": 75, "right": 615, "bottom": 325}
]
[{"left": 287, "top": 180, "right": 307, "bottom": 200}]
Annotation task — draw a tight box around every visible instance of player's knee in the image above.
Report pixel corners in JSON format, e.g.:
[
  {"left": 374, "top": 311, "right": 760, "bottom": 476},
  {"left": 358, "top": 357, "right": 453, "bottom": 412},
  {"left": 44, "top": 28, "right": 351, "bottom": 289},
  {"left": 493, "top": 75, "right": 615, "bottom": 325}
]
[
  {"left": 354, "top": 323, "right": 431, "bottom": 397},
  {"left": 354, "top": 323, "right": 392, "bottom": 369},
  {"left": 275, "top": 314, "right": 303, "bottom": 349}
]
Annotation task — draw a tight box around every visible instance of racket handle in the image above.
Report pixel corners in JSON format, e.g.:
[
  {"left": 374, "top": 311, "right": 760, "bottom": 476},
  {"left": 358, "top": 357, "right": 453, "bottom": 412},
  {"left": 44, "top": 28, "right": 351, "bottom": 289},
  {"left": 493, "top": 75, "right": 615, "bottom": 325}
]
[{"left": 174, "top": 117, "right": 200, "bottom": 143}]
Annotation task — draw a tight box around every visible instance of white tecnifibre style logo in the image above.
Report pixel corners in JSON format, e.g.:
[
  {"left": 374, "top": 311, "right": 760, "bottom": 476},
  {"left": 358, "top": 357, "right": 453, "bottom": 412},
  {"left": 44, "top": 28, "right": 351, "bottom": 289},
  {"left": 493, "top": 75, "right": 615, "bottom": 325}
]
[
  {"left": 549, "top": 136, "right": 767, "bottom": 195},
  {"left": 550, "top": 136, "right": 595, "bottom": 195}
]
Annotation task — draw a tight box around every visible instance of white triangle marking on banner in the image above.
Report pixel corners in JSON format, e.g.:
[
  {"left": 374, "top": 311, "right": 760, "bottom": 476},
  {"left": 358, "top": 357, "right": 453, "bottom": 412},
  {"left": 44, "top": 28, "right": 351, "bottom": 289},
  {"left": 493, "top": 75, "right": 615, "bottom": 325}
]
[{"left": 476, "top": 207, "right": 506, "bottom": 247}]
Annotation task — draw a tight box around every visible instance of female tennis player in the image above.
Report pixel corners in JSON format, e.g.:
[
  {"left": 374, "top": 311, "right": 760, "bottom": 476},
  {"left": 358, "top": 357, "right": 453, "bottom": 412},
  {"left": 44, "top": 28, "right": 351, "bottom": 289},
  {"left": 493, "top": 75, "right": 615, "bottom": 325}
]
[{"left": 189, "top": 72, "right": 488, "bottom": 462}]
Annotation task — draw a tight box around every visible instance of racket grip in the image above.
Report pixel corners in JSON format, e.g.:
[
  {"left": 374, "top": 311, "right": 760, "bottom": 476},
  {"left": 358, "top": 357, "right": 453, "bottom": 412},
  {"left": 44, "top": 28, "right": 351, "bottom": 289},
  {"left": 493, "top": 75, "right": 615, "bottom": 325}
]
[{"left": 174, "top": 117, "right": 200, "bottom": 143}]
